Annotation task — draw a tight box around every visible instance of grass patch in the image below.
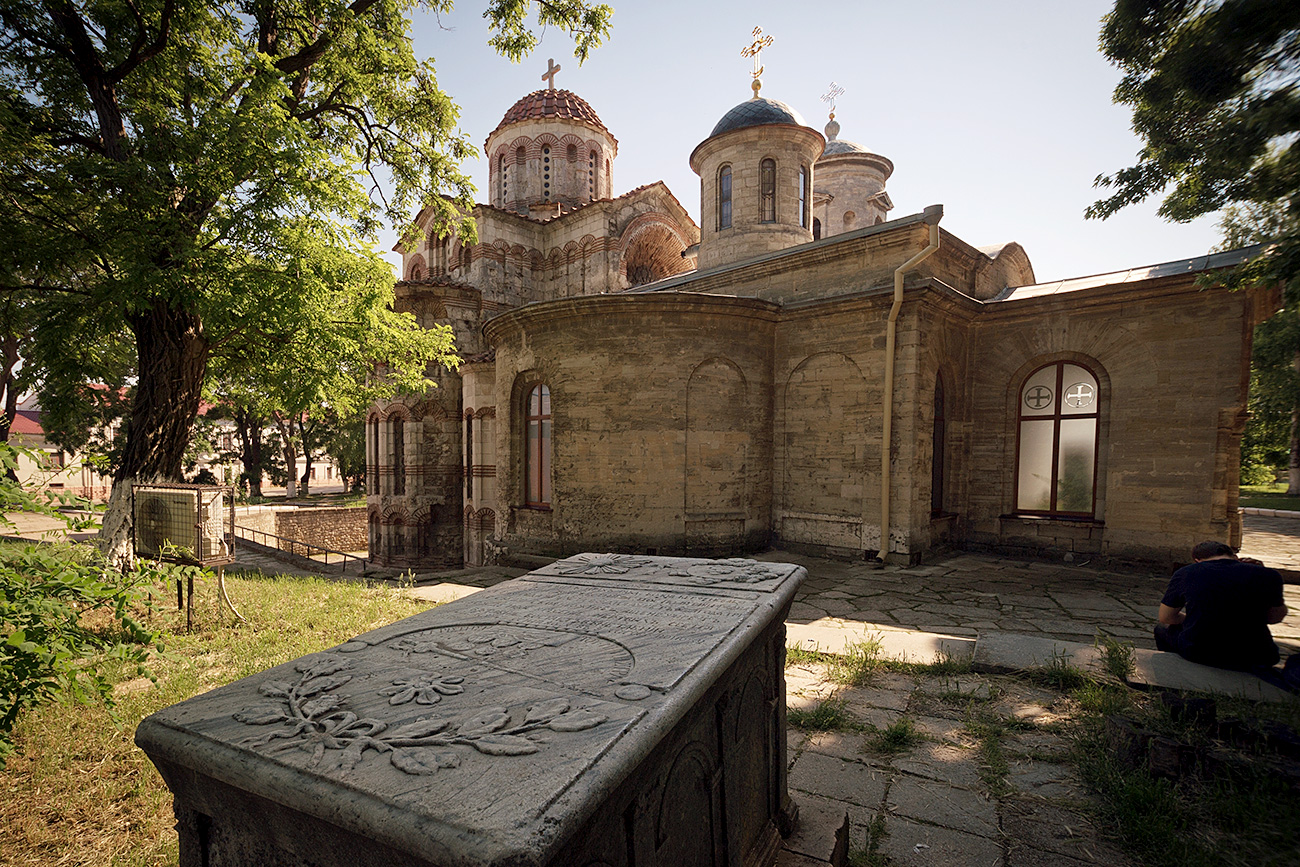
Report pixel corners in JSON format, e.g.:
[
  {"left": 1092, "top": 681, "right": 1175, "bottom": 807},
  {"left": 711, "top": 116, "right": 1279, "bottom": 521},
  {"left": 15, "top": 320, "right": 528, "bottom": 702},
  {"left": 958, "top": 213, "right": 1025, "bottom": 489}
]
[
  {"left": 1239, "top": 483, "right": 1300, "bottom": 511},
  {"left": 1095, "top": 632, "right": 1136, "bottom": 682},
  {"left": 1025, "top": 650, "right": 1090, "bottom": 692},
  {"left": 785, "top": 644, "right": 830, "bottom": 666},
  {"left": 1, "top": 571, "right": 436, "bottom": 867},
  {"left": 848, "top": 813, "right": 892, "bottom": 866},
  {"left": 787, "top": 696, "right": 860, "bottom": 732},
  {"left": 863, "top": 717, "right": 924, "bottom": 755},
  {"left": 828, "top": 637, "right": 885, "bottom": 686}
]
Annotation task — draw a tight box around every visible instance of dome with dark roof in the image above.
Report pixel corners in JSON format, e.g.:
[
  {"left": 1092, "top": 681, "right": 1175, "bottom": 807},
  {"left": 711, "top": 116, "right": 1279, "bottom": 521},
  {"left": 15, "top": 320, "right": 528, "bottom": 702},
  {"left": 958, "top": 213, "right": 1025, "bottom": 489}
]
[
  {"left": 824, "top": 138, "right": 871, "bottom": 156},
  {"left": 487, "top": 88, "right": 613, "bottom": 142},
  {"left": 708, "top": 97, "right": 809, "bottom": 138}
]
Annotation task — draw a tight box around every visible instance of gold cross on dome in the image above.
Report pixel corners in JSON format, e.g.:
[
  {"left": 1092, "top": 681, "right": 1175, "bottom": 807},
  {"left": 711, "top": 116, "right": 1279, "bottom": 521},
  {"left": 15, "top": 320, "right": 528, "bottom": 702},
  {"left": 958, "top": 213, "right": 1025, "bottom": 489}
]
[
  {"left": 821, "top": 82, "right": 845, "bottom": 114},
  {"left": 542, "top": 58, "right": 561, "bottom": 89},
  {"left": 741, "top": 26, "right": 773, "bottom": 80}
]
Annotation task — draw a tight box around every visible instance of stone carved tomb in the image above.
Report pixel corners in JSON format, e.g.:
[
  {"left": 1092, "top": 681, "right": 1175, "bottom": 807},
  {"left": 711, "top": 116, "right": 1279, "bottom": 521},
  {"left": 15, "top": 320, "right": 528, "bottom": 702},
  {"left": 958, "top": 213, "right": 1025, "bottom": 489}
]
[{"left": 136, "top": 553, "right": 805, "bottom": 866}]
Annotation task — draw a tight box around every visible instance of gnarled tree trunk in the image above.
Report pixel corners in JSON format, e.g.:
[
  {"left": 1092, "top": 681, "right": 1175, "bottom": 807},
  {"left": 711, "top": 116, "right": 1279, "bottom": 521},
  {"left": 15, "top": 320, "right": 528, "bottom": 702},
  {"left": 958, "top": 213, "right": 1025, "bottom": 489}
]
[{"left": 99, "top": 302, "right": 209, "bottom": 565}]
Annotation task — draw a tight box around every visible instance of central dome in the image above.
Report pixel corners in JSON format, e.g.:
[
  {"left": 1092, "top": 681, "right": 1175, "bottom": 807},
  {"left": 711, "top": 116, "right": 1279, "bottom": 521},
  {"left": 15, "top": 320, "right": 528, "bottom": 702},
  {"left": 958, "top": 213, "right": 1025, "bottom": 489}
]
[
  {"left": 488, "top": 88, "right": 612, "bottom": 140},
  {"left": 708, "top": 97, "right": 808, "bottom": 138}
]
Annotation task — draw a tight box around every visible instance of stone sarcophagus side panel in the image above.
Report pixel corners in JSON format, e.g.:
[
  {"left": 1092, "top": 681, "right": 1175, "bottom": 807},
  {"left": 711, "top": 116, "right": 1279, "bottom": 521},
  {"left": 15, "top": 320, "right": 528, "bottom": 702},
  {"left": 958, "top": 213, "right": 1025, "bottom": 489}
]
[{"left": 136, "top": 554, "right": 804, "bottom": 867}]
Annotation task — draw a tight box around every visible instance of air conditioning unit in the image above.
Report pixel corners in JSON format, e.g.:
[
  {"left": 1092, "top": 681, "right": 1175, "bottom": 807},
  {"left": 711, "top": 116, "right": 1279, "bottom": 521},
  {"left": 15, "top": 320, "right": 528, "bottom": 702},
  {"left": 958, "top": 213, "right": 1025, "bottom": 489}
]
[{"left": 133, "top": 484, "right": 234, "bottom": 565}]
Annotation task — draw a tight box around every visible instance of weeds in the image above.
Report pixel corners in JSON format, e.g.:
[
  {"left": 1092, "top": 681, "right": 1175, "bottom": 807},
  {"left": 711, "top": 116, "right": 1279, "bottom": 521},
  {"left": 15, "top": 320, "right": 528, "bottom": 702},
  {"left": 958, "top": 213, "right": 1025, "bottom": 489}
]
[
  {"left": 785, "top": 645, "right": 829, "bottom": 666},
  {"left": 1095, "top": 631, "right": 1137, "bottom": 682},
  {"left": 848, "top": 813, "right": 892, "bottom": 866},
  {"left": 787, "top": 696, "right": 860, "bottom": 732},
  {"left": 828, "top": 637, "right": 885, "bottom": 686},
  {"left": 863, "top": 717, "right": 924, "bottom": 754},
  {"left": 1027, "top": 649, "right": 1090, "bottom": 691}
]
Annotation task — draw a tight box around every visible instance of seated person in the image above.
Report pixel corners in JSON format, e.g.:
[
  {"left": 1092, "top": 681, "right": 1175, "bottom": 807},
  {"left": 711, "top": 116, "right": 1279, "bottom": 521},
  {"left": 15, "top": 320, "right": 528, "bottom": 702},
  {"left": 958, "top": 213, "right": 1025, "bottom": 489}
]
[{"left": 1156, "top": 540, "right": 1288, "bottom": 671}]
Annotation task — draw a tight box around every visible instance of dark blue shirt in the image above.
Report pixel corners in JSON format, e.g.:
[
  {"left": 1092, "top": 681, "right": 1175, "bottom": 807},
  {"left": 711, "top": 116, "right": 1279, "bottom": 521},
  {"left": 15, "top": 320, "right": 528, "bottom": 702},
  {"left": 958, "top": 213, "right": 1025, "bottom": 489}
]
[{"left": 1161, "top": 559, "right": 1284, "bottom": 669}]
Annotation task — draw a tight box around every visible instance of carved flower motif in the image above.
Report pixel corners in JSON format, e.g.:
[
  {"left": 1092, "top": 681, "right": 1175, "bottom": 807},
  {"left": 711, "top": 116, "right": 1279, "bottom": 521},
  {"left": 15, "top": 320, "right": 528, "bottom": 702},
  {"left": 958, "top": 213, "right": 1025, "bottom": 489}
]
[
  {"left": 380, "top": 675, "right": 466, "bottom": 706},
  {"left": 553, "top": 553, "right": 651, "bottom": 575},
  {"left": 234, "top": 654, "right": 609, "bottom": 777}
]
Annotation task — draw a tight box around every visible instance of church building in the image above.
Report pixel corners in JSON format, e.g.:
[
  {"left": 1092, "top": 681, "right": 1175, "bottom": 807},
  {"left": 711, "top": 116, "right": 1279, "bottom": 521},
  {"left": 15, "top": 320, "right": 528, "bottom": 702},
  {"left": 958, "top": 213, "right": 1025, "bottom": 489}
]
[{"left": 366, "top": 67, "right": 1274, "bottom": 572}]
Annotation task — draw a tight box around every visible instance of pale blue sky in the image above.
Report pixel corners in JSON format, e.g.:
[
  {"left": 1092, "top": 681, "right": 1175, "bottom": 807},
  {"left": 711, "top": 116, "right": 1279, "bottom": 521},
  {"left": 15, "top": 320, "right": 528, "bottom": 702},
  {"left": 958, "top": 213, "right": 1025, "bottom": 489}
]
[{"left": 383, "top": 0, "right": 1222, "bottom": 284}]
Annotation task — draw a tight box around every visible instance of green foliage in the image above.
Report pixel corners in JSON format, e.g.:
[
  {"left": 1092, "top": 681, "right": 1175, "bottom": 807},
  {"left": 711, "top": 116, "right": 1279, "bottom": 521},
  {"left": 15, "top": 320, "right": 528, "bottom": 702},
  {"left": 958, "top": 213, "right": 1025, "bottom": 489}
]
[
  {"left": 786, "top": 696, "right": 858, "bottom": 732},
  {"left": 827, "top": 637, "right": 885, "bottom": 686},
  {"left": 0, "top": 0, "right": 611, "bottom": 496},
  {"left": 1095, "top": 631, "right": 1137, "bottom": 682},
  {"left": 863, "top": 717, "right": 924, "bottom": 754},
  {"left": 1027, "top": 650, "right": 1090, "bottom": 692},
  {"left": 1089, "top": 1, "right": 1300, "bottom": 295}
]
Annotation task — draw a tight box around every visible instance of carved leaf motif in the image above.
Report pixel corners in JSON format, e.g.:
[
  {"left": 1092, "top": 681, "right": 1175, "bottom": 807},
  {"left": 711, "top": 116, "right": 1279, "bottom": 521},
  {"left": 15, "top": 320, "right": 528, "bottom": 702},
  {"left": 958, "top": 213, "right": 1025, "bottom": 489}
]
[
  {"left": 391, "top": 748, "right": 461, "bottom": 775},
  {"left": 298, "top": 674, "right": 352, "bottom": 696},
  {"left": 258, "top": 681, "right": 292, "bottom": 698},
  {"left": 389, "top": 718, "right": 451, "bottom": 739},
  {"left": 525, "top": 698, "right": 570, "bottom": 723},
  {"left": 302, "top": 695, "right": 342, "bottom": 719},
  {"left": 548, "top": 710, "right": 607, "bottom": 732},
  {"left": 472, "top": 734, "right": 540, "bottom": 756},
  {"left": 459, "top": 708, "right": 510, "bottom": 736},
  {"left": 297, "top": 659, "right": 350, "bottom": 677},
  {"left": 234, "top": 705, "right": 290, "bottom": 725}
]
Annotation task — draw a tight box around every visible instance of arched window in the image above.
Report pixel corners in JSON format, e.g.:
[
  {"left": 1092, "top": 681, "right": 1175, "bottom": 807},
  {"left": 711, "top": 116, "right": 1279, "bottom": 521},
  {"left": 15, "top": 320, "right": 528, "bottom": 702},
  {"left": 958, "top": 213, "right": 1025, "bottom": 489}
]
[
  {"left": 542, "top": 145, "right": 551, "bottom": 200},
  {"left": 799, "top": 165, "right": 809, "bottom": 229},
  {"left": 1015, "top": 362, "right": 1099, "bottom": 515},
  {"left": 843, "top": 210, "right": 856, "bottom": 229},
  {"left": 588, "top": 149, "right": 596, "bottom": 198},
  {"left": 498, "top": 155, "right": 506, "bottom": 204},
  {"left": 525, "top": 384, "right": 552, "bottom": 507},
  {"left": 812, "top": 217, "right": 822, "bottom": 240},
  {"left": 514, "top": 146, "right": 526, "bottom": 198},
  {"left": 718, "top": 164, "right": 732, "bottom": 229},
  {"left": 931, "top": 379, "right": 946, "bottom": 516},
  {"left": 760, "top": 158, "right": 776, "bottom": 223},
  {"left": 368, "top": 416, "right": 379, "bottom": 493},
  {"left": 465, "top": 415, "right": 473, "bottom": 500},
  {"left": 392, "top": 416, "right": 406, "bottom": 496}
]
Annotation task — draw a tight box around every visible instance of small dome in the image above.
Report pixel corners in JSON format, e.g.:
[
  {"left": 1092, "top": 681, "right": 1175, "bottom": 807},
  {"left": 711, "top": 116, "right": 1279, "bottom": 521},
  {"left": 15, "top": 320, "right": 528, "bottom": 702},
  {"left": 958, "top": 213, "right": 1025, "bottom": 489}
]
[
  {"left": 487, "top": 88, "right": 613, "bottom": 140},
  {"left": 708, "top": 97, "right": 808, "bottom": 138},
  {"left": 822, "top": 117, "right": 869, "bottom": 156}
]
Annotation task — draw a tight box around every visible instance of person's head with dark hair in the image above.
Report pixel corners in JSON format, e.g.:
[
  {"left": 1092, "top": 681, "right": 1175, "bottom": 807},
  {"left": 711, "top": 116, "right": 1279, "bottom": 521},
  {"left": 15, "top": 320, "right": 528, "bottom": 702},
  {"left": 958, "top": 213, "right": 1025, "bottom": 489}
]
[{"left": 1191, "top": 540, "right": 1234, "bottom": 562}]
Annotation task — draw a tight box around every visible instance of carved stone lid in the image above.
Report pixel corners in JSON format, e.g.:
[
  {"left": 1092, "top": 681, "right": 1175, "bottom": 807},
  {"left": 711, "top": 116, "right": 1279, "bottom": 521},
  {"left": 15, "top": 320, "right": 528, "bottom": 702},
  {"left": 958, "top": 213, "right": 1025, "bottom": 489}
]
[
  {"left": 487, "top": 88, "right": 613, "bottom": 142},
  {"left": 136, "top": 553, "right": 805, "bottom": 865}
]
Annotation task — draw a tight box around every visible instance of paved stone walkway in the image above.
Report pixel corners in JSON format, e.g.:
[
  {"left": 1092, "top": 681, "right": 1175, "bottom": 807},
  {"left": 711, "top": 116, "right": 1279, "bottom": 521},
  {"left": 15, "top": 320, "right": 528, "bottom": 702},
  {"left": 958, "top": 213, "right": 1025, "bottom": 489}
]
[{"left": 778, "top": 664, "right": 1137, "bottom": 866}]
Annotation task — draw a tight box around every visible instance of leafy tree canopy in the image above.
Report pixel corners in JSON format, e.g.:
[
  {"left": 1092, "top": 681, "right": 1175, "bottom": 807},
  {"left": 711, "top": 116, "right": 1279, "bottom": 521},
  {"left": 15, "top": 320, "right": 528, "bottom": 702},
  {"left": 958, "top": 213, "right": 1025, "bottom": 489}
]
[
  {"left": 0, "top": 0, "right": 612, "bottom": 556},
  {"left": 1089, "top": 0, "right": 1300, "bottom": 292}
]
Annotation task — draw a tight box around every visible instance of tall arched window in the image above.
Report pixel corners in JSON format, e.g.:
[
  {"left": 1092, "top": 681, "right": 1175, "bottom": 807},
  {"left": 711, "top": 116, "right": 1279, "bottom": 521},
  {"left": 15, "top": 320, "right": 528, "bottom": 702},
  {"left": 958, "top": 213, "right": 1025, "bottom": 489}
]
[
  {"left": 392, "top": 416, "right": 405, "bottom": 496},
  {"left": 514, "top": 146, "right": 526, "bottom": 198},
  {"left": 498, "top": 155, "right": 506, "bottom": 204},
  {"left": 1015, "top": 362, "right": 1099, "bottom": 515},
  {"left": 525, "top": 384, "right": 551, "bottom": 507},
  {"left": 812, "top": 217, "right": 822, "bottom": 240},
  {"left": 799, "top": 165, "right": 809, "bottom": 229},
  {"left": 760, "top": 158, "right": 776, "bottom": 223},
  {"left": 718, "top": 165, "right": 732, "bottom": 229},
  {"left": 590, "top": 150, "right": 599, "bottom": 199},
  {"left": 932, "top": 380, "right": 946, "bottom": 516}
]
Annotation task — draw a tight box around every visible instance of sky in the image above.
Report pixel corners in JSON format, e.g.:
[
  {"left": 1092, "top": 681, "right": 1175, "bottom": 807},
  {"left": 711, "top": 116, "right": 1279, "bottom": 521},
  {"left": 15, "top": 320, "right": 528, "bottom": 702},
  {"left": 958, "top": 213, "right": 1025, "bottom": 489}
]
[{"left": 379, "top": 0, "right": 1224, "bottom": 284}]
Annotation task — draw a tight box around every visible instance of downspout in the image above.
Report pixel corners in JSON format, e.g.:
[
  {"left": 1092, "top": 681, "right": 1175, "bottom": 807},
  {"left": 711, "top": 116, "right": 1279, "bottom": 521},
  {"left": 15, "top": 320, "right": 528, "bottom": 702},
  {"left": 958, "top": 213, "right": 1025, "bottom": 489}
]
[{"left": 877, "top": 204, "right": 943, "bottom": 563}]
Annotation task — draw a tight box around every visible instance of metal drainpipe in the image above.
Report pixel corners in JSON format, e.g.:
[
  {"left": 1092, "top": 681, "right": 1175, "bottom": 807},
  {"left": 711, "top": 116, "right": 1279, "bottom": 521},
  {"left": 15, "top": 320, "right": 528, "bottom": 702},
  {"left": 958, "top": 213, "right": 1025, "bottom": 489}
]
[{"left": 877, "top": 204, "right": 943, "bottom": 563}]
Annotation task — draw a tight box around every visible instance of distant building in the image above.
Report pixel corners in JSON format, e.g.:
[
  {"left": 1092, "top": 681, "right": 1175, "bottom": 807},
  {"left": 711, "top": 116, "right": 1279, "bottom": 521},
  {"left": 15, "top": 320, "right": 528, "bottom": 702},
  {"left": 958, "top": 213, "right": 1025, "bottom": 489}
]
[
  {"left": 9, "top": 397, "right": 114, "bottom": 501},
  {"left": 368, "top": 75, "right": 1274, "bottom": 571}
]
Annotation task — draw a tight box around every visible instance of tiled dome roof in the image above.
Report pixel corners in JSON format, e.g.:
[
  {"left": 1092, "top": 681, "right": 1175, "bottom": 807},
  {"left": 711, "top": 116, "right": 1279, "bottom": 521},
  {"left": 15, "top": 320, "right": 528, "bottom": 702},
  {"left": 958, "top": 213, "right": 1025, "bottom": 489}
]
[
  {"left": 708, "top": 97, "right": 808, "bottom": 138},
  {"left": 487, "top": 89, "right": 612, "bottom": 141},
  {"left": 821, "top": 118, "right": 869, "bottom": 156}
]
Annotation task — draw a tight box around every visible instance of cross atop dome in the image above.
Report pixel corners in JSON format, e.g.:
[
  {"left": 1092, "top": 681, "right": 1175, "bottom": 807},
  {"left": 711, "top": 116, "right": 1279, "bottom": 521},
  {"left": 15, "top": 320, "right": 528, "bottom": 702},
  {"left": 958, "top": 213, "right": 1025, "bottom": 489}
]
[
  {"left": 741, "top": 27, "right": 773, "bottom": 97},
  {"left": 542, "top": 58, "right": 561, "bottom": 90}
]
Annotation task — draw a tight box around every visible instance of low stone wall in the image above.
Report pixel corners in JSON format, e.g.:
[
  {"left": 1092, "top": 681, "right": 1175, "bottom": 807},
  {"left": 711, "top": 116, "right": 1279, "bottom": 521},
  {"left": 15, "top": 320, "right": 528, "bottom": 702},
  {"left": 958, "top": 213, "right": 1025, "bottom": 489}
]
[{"left": 234, "top": 505, "right": 366, "bottom": 553}]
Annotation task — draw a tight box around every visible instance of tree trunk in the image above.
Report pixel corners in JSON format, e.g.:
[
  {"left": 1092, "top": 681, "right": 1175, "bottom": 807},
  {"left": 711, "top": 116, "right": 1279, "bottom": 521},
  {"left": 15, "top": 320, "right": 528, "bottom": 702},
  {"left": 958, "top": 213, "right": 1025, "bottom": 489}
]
[
  {"left": 235, "top": 406, "right": 264, "bottom": 497},
  {"left": 273, "top": 411, "right": 298, "bottom": 498},
  {"left": 1290, "top": 348, "right": 1300, "bottom": 496},
  {"left": 99, "top": 303, "right": 209, "bottom": 564},
  {"left": 299, "top": 416, "right": 313, "bottom": 496},
  {"left": 0, "top": 331, "right": 19, "bottom": 447}
]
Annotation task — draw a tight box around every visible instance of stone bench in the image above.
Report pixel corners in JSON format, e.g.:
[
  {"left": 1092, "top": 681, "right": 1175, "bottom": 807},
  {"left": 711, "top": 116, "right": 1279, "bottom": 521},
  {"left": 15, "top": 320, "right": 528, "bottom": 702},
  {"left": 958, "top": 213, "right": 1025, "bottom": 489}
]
[{"left": 136, "top": 553, "right": 805, "bottom": 866}]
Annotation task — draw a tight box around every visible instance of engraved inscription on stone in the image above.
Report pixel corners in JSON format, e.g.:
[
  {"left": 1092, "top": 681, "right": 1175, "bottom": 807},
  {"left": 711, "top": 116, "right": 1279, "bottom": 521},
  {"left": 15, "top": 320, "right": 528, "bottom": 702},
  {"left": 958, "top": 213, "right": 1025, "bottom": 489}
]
[{"left": 531, "top": 552, "right": 798, "bottom": 592}]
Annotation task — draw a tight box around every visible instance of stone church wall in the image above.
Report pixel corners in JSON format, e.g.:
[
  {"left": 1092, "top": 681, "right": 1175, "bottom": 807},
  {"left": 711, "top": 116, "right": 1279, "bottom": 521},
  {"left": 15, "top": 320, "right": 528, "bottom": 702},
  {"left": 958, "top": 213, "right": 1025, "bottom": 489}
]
[
  {"left": 961, "top": 276, "right": 1257, "bottom": 567},
  {"left": 486, "top": 294, "right": 778, "bottom": 559}
]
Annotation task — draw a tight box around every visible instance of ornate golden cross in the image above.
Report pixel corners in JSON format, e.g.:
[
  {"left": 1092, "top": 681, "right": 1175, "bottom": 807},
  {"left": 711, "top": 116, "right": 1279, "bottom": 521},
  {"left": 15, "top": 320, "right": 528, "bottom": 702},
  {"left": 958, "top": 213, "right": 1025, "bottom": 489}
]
[
  {"left": 821, "top": 82, "right": 845, "bottom": 115},
  {"left": 741, "top": 27, "right": 773, "bottom": 80},
  {"left": 542, "top": 58, "right": 561, "bottom": 90}
]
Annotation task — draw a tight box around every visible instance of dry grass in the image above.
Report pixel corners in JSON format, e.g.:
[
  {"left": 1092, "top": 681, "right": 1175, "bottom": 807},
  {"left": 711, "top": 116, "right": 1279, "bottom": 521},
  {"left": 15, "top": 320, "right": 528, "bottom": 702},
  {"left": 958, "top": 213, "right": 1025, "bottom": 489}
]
[{"left": 0, "top": 571, "right": 435, "bottom": 867}]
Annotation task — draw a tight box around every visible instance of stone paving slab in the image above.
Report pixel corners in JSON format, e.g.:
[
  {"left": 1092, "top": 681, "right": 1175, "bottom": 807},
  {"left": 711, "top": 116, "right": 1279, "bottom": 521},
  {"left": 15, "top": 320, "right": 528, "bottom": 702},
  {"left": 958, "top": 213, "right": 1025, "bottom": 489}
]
[
  {"left": 403, "top": 581, "right": 483, "bottom": 604},
  {"left": 972, "top": 633, "right": 1103, "bottom": 675},
  {"left": 1126, "top": 646, "right": 1295, "bottom": 702},
  {"left": 787, "top": 618, "right": 976, "bottom": 664}
]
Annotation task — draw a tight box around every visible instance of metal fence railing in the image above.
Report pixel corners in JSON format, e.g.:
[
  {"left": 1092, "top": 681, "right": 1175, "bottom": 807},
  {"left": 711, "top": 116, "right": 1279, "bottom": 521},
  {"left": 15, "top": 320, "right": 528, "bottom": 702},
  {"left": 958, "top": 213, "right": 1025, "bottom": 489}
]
[{"left": 232, "top": 524, "right": 367, "bottom": 574}]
